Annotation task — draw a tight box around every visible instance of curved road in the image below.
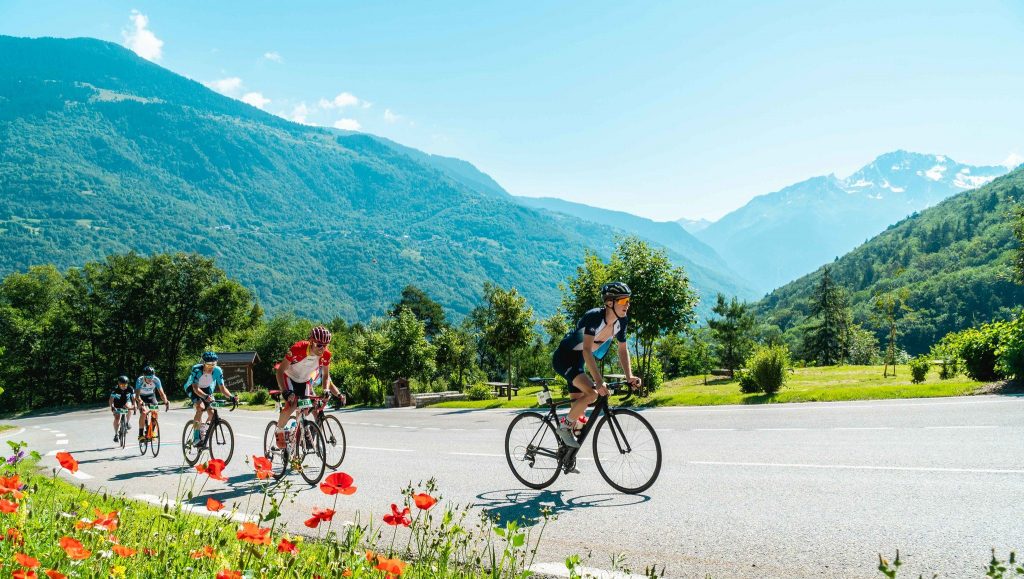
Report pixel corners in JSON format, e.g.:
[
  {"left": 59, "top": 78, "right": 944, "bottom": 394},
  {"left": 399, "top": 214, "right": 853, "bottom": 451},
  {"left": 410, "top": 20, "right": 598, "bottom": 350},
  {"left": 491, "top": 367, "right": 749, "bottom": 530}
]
[{"left": 6, "top": 395, "right": 1024, "bottom": 578}]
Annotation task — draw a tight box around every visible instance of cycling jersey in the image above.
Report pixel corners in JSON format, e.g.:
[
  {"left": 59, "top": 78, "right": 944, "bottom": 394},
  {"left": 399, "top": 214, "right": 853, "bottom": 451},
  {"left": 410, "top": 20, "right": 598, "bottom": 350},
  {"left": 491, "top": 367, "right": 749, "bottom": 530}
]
[
  {"left": 183, "top": 364, "right": 224, "bottom": 396},
  {"left": 556, "top": 308, "right": 629, "bottom": 359},
  {"left": 283, "top": 341, "right": 332, "bottom": 384},
  {"left": 135, "top": 376, "right": 163, "bottom": 397},
  {"left": 110, "top": 387, "right": 135, "bottom": 408}
]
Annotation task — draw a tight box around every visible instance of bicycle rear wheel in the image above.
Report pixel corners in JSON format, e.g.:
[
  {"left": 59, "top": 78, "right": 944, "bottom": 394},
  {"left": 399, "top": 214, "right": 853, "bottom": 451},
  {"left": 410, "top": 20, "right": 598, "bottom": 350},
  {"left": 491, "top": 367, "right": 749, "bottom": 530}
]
[
  {"left": 592, "top": 409, "right": 662, "bottom": 494},
  {"left": 119, "top": 415, "right": 128, "bottom": 449},
  {"left": 262, "top": 421, "right": 288, "bottom": 480},
  {"left": 505, "top": 412, "right": 563, "bottom": 489},
  {"left": 319, "top": 414, "right": 346, "bottom": 469},
  {"left": 138, "top": 416, "right": 148, "bottom": 455},
  {"left": 182, "top": 420, "right": 203, "bottom": 466},
  {"left": 150, "top": 418, "right": 161, "bottom": 457},
  {"left": 297, "top": 422, "right": 327, "bottom": 486},
  {"left": 208, "top": 420, "right": 235, "bottom": 466}
]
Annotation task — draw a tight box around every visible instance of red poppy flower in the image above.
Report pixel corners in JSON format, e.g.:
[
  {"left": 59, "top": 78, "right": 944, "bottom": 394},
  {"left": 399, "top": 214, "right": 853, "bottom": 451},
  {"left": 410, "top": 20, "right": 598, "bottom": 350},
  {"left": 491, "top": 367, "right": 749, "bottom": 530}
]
[
  {"left": 45, "top": 571, "right": 66, "bottom": 579},
  {"left": 303, "top": 507, "right": 336, "bottom": 528},
  {"left": 90, "top": 509, "right": 119, "bottom": 532},
  {"left": 14, "top": 553, "right": 39, "bottom": 568},
  {"left": 59, "top": 536, "right": 91, "bottom": 560},
  {"left": 277, "top": 537, "right": 298, "bottom": 554},
  {"left": 0, "top": 499, "right": 19, "bottom": 514},
  {"left": 375, "top": 556, "right": 408, "bottom": 577},
  {"left": 412, "top": 492, "right": 437, "bottom": 510},
  {"left": 216, "top": 571, "right": 242, "bottom": 579},
  {"left": 382, "top": 503, "right": 411, "bottom": 527},
  {"left": 235, "top": 522, "right": 271, "bottom": 545},
  {"left": 142, "top": 548, "right": 157, "bottom": 557},
  {"left": 55, "top": 452, "right": 78, "bottom": 474},
  {"left": 189, "top": 545, "right": 216, "bottom": 559},
  {"left": 206, "top": 497, "right": 225, "bottom": 512},
  {"left": 319, "top": 472, "right": 356, "bottom": 495},
  {"left": 12, "top": 570, "right": 37, "bottom": 579},
  {"left": 111, "top": 544, "right": 136, "bottom": 557},
  {"left": 196, "top": 459, "right": 227, "bottom": 481},
  {"left": 0, "top": 475, "right": 24, "bottom": 499},
  {"left": 252, "top": 455, "right": 274, "bottom": 479},
  {"left": 6, "top": 527, "right": 24, "bottom": 545}
]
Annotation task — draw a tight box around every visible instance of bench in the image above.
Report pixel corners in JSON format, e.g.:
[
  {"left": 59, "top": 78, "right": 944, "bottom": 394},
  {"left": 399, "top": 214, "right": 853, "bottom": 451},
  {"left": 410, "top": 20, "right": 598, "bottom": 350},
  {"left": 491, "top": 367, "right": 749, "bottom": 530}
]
[
  {"left": 486, "top": 382, "right": 520, "bottom": 397},
  {"left": 411, "top": 391, "right": 466, "bottom": 408},
  {"left": 710, "top": 368, "right": 733, "bottom": 378}
]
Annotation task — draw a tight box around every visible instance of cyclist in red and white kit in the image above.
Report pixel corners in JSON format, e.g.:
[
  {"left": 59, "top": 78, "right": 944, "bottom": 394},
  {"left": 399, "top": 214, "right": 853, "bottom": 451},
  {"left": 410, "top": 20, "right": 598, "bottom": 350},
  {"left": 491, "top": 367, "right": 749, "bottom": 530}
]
[{"left": 272, "top": 326, "right": 341, "bottom": 448}]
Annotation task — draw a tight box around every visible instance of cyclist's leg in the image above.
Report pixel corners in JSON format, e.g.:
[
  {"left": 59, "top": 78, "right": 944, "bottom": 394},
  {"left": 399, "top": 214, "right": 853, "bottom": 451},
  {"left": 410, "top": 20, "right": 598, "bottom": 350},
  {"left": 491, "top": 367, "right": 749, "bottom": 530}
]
[
  {"left": 111, "top": 407, "right": 120, "bottom": 440},
  {"left": 567, "top": 376, "right": 597, "bottom": 423}
]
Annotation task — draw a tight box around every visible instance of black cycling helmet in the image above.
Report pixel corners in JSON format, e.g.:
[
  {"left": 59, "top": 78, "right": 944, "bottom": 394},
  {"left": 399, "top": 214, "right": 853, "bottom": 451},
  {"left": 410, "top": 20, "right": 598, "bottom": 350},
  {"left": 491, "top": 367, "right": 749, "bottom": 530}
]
[
  {"left": 143, "top": 366, "right": 155, "bottom": 376},
  {"left": 201, "top": 351, "right": 219, "bottom": 363},
  {"left": 601, "top": 281, "right": 632, "bottom": 301},
  {"left": 117, "top": 375, "right": 130, "bottom": 384}
]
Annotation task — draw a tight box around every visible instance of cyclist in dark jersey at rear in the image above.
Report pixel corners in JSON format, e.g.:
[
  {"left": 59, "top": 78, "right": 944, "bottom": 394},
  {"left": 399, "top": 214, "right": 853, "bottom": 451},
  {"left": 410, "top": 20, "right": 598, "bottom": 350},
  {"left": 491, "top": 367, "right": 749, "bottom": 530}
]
[
  {"left": 109, "top": 376, "right": 135, "bottom": 443},
  {"left": 272, "top": 326, "right": 336, "bottom": 448},
  {"left": 552, "top": 281, "right": 642, "bottom": 449},
  {"left": 134, "top": 366, "right": 169, "bottom": 441}
]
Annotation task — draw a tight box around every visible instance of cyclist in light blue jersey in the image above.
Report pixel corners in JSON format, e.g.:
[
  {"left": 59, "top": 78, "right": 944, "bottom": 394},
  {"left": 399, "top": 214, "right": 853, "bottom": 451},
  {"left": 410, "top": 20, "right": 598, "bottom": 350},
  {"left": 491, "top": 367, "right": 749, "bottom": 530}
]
[
  {"left": 135, "top": 365, "right": 169, "bottom": 441},
  {"left": 183, "top": 352, "right": 237, "bottom": 445}
]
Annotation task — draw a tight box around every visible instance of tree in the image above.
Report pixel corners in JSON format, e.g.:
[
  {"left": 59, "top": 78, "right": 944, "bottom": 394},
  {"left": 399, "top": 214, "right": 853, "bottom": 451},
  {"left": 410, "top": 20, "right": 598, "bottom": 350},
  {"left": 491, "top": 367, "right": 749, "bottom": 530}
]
[
  {"left": 389, "top": 285, "right": 447, "bottom": 339},
  {"left": 560, "top": 251, "right": 609, "bottom": 324},
  {"left": 872, "top": 282, "right": 913, "bottom": 377},
  {"left": 802, "top": 267, "right": 853, "bottom": 366},
  {"left": 707, "top": 294, "right": 755, "bottom": 376},
  {"left": 607, "top": 237, "right": 698, "bottom": 390},
  {"left": 1015, "top": 203, "right": 1024, "bottom": 284},
  {"left": 469, "top": 283, "right": 534, "bottom": 400},
  {"left": 378, "top": 308, "right": 435, "bottom": 384},
  {"left": 433, "top": 326, "right": 476, "bottom": 389}
]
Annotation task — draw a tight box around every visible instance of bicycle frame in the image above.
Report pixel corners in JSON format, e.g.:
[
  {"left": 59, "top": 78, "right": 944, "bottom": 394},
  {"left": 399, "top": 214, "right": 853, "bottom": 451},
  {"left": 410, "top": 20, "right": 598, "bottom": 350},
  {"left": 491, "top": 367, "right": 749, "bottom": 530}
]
[{"left": 533, "top": 380, "right": 631, "bottom": 469}]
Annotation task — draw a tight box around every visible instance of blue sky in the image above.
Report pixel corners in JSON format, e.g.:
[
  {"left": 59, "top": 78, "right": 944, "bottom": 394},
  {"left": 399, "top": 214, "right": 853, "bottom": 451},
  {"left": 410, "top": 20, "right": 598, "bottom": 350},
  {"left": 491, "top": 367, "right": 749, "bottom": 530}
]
[{"left": 3, "top": 1, "right": 1023, "bottom": 221}]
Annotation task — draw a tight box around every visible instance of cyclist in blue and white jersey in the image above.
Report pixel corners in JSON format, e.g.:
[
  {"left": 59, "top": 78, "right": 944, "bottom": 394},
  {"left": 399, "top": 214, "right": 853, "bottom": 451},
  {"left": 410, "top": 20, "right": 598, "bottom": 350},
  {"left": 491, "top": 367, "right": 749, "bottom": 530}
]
[
  {"left": 551, "top": 281, "right": 642, "bottom": 449},
  {"left": 135, "top": 365, "right": 169, "bottom": 441},
  {"left": 183, "top": 352, "right": 237, "bottom": 445}
]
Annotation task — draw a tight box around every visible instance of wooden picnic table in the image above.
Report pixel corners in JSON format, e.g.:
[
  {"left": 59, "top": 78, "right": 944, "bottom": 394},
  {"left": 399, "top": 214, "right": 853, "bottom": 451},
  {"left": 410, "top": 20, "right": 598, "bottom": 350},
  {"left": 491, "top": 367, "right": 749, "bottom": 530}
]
[{"left": 486, "top": 381, "right": 519, "bottom": 397}]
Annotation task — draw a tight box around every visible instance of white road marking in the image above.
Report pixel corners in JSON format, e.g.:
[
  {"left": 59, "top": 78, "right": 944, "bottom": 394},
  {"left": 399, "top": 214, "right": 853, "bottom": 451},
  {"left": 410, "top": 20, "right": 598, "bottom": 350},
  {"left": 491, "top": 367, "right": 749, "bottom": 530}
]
[
  {"left": 0, "top": 428, "right": 26, "bottom": 439},
  {"left": 645, "top": 396, "right": 1018, "bottom": 413},
  {"left": 45, "top": 450, "right": 58, "bottom": 456},
  {"left": 72, "top": 471, "right": 94, "bottom": 480},
  {"left": 530, "top": 562, "right": 647, "bottom": 578},
  {"left": 693, "top": 428, "right": 736, "bottom": 431},
  {"left": 348, "top": 446, "right": 414, "bottom": 453},
  {"left": 237, "top": 434, "right": 261, "bottom": 440},
  {"left": 56, "top": 439, "right": 68, "bottom": 445},
  {"left": 448, "top": 452, "right": 504, "bottom": 458},
  {"left": 923, "top": 425, "right": 998, "bottom": 430},
  {"left": 756, "top": 428, "right": 808, "bottom": 431},
  {"left": 834, "top": 427, "right": 895, "bottom": 431},
  {"left": 691, "top": 461, "right": 1024, "bottom": 475},
  {"left": 133, "top": 494, "right": 254, "bottom": 523},
  {"left": 423, "top": 427, "right": 440, "bottom": 431},
  {"left": 52, "top": 432, "right": 66, "bottom": 437}
]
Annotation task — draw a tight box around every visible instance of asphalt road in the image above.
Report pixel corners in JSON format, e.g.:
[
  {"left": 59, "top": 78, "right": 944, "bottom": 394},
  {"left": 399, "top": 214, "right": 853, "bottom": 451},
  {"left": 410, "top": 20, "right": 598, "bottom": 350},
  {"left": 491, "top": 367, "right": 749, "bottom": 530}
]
[{"left": 6, "top": 395, "right": 1024, "bottom": 578}]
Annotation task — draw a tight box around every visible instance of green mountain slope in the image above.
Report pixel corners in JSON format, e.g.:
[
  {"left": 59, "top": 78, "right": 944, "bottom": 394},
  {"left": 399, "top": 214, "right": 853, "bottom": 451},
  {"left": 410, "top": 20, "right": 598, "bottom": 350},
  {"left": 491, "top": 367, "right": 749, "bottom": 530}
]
[
  {"left": 756, "top": 168, "right": 1024, "bottom": 354},
  {"left": 0, "top": 35, "right": 734, "bottom": 321}
]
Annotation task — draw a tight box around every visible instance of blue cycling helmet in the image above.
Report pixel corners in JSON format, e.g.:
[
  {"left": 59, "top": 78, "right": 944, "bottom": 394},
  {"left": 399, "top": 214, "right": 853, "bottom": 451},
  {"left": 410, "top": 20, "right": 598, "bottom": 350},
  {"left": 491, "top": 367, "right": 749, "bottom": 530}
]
[
  {"left": 143, "top": 365, "right": 155, "bottom": 376},
  {"left": 201, "top": 351, "right": 219, "bottom": 363}
]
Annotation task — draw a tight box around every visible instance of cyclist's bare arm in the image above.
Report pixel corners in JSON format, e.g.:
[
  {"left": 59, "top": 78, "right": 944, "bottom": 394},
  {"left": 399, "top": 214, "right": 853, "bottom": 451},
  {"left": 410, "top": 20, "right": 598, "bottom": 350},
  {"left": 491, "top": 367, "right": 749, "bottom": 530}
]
[{"left": 617, "top": 341, "right": 641, "bottom": 387}]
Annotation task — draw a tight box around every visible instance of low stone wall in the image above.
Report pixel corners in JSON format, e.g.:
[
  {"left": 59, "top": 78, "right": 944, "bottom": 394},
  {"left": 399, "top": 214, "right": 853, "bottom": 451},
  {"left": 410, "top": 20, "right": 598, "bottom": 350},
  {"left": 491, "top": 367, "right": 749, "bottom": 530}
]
[{"left": 411, "top": 391, "right": 466, "bottom": 408}]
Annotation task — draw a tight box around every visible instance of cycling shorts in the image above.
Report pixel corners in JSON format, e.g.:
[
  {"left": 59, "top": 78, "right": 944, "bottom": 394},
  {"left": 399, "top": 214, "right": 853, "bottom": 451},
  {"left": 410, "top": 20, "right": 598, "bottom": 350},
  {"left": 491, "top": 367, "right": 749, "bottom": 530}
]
[
  {"left": 552, "top": 347, "right": 588, "bottom": 394},
  {"left": 188, "top": 386, "right": 214, "bottom": 406},
  {"left": 139, "top": 393, "right": 159, "bottom": 406},
  {"left": 284, "top": 377, "right": 312, "bottom": 400}
]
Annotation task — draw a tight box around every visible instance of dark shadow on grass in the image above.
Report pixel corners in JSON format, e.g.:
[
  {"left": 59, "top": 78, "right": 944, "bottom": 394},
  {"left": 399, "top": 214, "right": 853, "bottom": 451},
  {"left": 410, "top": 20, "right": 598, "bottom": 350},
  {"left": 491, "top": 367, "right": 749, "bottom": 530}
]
[{"left": 473, "top": 488, "right": 650, "bottom": 528}]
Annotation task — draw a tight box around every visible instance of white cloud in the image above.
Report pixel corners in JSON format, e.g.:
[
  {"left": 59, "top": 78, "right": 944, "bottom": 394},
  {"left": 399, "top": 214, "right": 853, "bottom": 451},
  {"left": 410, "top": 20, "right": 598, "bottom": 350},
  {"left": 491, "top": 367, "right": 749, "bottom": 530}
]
[
  {"left": 383, "top": 108, "right": 401, "bottom": 124},
  {"left": 1003, "top": 152, "right": 1024, "bottom": 170},
  {"left": 320, "top": 92, "right": 362, "bottom": 109},
  {"left": 333, "top": 118, "right": 362, "bottom": 131},
  {"left": 206, "top": 77, "right": 244, "bottom": 97},
  {"left": 241, "top": 92, "right": 271, "bottom": 109},
  {"left": 287, "top": 102, "right": 311, "bottom": 124},
  {"left": 122, "top": 10, "right": 164, "bottom": 62},
  {"left": 263, "top": 51, "right": 283, "bottom": 63}
]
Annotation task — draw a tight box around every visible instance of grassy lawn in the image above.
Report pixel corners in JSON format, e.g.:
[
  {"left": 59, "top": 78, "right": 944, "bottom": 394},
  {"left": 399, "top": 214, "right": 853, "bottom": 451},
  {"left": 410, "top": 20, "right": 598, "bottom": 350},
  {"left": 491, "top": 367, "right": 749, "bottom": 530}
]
[{"left": 433, "top": 365, "right": 986, "bottom": 409}]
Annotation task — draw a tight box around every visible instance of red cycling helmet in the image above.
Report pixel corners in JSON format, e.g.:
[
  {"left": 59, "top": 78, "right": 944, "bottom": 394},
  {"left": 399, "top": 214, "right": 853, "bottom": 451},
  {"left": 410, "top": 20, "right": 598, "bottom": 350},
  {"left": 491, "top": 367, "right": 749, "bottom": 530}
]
[{"left": 310, "top": 325, "right": 332, "bottom": 345}]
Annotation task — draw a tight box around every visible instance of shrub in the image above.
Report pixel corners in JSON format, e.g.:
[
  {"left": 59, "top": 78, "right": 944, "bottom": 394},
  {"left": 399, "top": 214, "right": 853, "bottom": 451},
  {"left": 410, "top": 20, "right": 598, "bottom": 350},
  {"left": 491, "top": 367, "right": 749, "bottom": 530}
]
[
  {"left": 928, "top": 343, "right": 960, "bottom": 379},
  {"left": 940, "top": 323, "right": 1006, "bottom": 381},
  {"left": 465, "top": 383, "right": 493, "bottom": 401},
  {"left": 908, "top": 357, "right": 929, "bottom": 384},
  {"left": 737, "top": 370, "right": 759, "bottom": 394},
  {"left": 250, "top": 388, "right": 270, "bottom": 405},
  {"left": 748, "top": 344, "right": 790, "bottom": 395},
  {"left": 995, "top": 314, "right": 1024, "bottom": 380}
]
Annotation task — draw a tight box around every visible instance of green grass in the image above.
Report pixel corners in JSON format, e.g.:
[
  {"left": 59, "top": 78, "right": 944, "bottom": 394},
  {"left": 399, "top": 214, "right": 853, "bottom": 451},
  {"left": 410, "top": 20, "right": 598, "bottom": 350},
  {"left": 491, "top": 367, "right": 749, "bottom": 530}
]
[{"left": 433, "top": 365, "right": 986, "bottom": 409}]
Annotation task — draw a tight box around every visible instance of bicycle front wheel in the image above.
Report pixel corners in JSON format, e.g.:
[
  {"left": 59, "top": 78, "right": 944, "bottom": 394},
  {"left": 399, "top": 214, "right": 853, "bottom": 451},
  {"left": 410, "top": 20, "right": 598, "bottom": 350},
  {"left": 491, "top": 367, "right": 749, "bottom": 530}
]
[
  {"left": 120, "top": 416, "right": 128, "bottom": 449},
  {"left": 150, "top": 418, "right": 161, "bottom": 457},
  {"left": 297, "top": 422, "right": 327, "bottom": 486},
  {"left": 592, "top": 409, "right": 662, "bottom": 494},
  {"left": 505, "top": 412, "right": 563, "bottom": 490},
  {"left": 262, "top": 421, "right": 288, "bottom": 480},
  {"left": 182, "top": 420, "right": 202, "bottom": 466},
  {"left": 208, "top": 421, "right": 235, "bottom": 466},
  {"left": 320, "top": 415, "right": 346, "bottom": 469},
  {"left": 138, "top": 417, "right": 148, "bottom": 455}
]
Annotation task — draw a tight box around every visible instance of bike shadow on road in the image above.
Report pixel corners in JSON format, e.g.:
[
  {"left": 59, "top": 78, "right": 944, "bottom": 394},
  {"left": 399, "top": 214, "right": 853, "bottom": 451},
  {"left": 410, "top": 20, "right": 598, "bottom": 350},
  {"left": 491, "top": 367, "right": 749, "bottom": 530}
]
[{"left": 473, "top": 488, "right": 650, "bottom": 528}]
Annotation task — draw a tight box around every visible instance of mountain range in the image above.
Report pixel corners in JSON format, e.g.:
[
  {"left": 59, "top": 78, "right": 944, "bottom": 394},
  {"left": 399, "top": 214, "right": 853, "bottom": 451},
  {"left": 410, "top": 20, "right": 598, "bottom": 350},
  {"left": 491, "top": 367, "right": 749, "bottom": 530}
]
[
  {"left": 695, "top": 151, "right": 1008, "bottom": 294},
  {"left": 0, "top": 35, "right": 744, "bottom": 322}
]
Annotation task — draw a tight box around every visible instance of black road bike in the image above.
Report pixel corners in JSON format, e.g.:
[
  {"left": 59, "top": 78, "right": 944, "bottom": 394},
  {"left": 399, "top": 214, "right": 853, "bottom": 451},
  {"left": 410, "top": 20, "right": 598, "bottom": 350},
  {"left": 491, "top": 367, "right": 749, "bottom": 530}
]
[
  {"left": 262, "top": 397, "right": 328, "bottom": 485},
  {"left": 182, "top": 397, "right": 238, "bottom": 467},
  {"left": 114, "top": 408, "right": 132, "bottom": 449},
  {"left": 504, "top": 377, "right": 662, "bottom": 494}
]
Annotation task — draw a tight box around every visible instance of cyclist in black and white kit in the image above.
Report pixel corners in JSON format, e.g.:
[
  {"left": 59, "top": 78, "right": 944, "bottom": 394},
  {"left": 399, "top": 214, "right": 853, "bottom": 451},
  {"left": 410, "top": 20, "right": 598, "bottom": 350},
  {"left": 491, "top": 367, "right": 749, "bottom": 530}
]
[
  {"left": 552, "top": 281, "right": 642, "bottom": 449},
  {"left": 134, "top": 366, "right": 169, "bottom": 441}
]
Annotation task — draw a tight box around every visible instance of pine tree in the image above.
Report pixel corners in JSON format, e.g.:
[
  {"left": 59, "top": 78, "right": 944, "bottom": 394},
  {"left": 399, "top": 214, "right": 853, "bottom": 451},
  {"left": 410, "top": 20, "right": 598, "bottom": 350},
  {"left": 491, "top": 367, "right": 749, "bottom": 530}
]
[
  {"left": 802, "top": 267, "right": 853, "bottom": 366},
  {"left": 707, "top": 294, "right": 755, "bottom": 376}
]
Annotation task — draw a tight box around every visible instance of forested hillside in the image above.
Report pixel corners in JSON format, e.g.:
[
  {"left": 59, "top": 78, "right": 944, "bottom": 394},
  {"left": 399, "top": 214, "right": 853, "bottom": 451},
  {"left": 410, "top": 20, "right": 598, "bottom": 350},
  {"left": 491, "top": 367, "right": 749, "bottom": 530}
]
[
  {"left": 757, "top": 168, "right": 1024, "bottom": 354},
  {"left": 0, "top": 35, "right": 733, "bottom": 320}
]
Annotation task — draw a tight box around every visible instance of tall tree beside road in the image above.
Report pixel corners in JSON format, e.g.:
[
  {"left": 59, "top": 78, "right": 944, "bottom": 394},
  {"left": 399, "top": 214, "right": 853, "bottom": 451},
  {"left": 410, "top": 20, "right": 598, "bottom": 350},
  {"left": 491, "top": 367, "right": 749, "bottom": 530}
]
[
  {"left": 389, "top": 285, "right": 447, "bottom": 339},
  {"left": 707, "top": 294, "right": 755, "bottom": 377},
  {"left": 378, "top": 308, "right": 435, "bottom": 384},
  {"left": 560, "top": 251, "right": 610, "bottom": 324},
  {"left": 470, "top": 283, "right": 534, "bottom": 399},
  {"left": 872, "top": 275, "right": 913, "bottom": 377},
  {"left": 433, "top": 326, "right": 476, "bottom": 389},
  {"left": 802, "top": 267, "right": 853, "bottom": 366}
]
